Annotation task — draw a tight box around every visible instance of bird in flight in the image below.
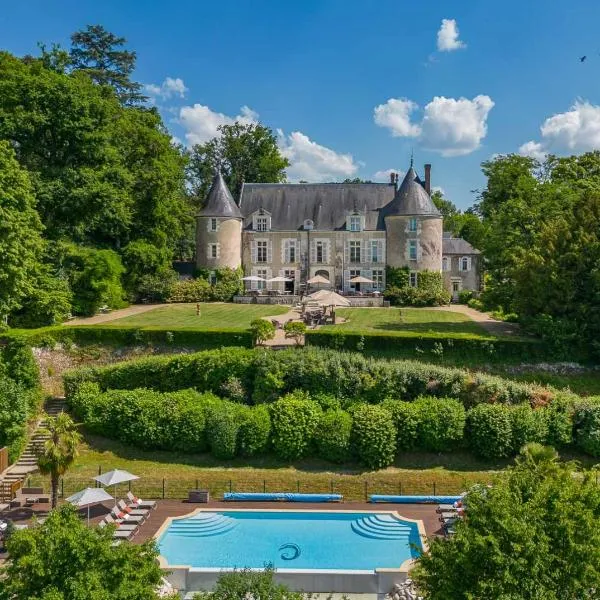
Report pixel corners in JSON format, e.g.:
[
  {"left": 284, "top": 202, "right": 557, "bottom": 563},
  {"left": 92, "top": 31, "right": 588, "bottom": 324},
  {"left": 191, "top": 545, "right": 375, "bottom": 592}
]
[{"left": 580, "top": 55, "right": 587, "bottom": 62}]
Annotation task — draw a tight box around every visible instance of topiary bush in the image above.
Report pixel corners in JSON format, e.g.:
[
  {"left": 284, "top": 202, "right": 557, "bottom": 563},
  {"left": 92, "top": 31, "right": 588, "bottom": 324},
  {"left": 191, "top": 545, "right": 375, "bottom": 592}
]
[
  {"left": 238, "top": 405, "right": 271, "bottom": 457},
  {"left": 413, "top": 396, "right": 466, "bottom": 452},
  {"left": 351, "top": 404, "right": 396, "bottom": 469},
  {"left": 206, "top": 402, "right": 243, "bottom": 459},
  {"left": 574, "top": 399, "right": 600, "bottom": 457},
  {"left": 468, "top": 403, "right": 513, "bottom": 459},
  {"left": 510, "top": 404, "right": 548, "bottom": 454},
  {"left": 314, "top": 409, "right": 352, "bottom": 463},
  {"left": 381, "top": 399, "right": 419, "bottom": 451},
  {"left": 269, "top": 392, "right": 322, "bottom": 461}
]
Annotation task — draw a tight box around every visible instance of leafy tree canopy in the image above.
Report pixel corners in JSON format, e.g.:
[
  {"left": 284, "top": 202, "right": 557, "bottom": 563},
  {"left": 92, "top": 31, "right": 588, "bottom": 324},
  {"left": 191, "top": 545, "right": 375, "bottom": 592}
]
[
  {"left": 413, "top": 444, "right": 600, "bottom": 599},
  {"left": 0, "top": 505, "right": 165, "bottom": 600},
  {"left": 188, "top": 122, "right": 289, "bottom": 201}
]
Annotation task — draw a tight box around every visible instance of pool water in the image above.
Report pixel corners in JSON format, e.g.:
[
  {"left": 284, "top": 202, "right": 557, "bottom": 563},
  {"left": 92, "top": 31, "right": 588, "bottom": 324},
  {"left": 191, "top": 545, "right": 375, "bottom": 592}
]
[{"left": 157, "top": 510, "right": 423, "bottom": 571}]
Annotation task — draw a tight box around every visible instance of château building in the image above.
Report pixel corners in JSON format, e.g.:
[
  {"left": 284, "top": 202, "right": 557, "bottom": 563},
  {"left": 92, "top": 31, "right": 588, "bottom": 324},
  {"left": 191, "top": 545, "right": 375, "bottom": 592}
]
[{"left": 196, "top": 162, "right": 481, "bottom": 300}]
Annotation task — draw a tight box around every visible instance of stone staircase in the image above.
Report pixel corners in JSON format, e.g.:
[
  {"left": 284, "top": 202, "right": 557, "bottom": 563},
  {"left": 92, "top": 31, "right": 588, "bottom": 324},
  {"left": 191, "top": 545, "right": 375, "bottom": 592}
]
[{"left": 0, "top": 397, "right": 66, "bottom": 504}]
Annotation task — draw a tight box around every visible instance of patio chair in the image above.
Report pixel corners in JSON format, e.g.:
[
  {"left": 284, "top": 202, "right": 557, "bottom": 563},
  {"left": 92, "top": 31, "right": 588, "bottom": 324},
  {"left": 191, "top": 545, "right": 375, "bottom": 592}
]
[
  {"left": 127, "top": 491, "right": 156, "bottom": 509},
  {"left": 111, "top": 506, "right": 145, "bottom": 524},
  {"left": 100, "top": 515, "right": 138, "bottom": 532},
  {"left": 117, "top": 499, "right": 149, "bottom": 517}
]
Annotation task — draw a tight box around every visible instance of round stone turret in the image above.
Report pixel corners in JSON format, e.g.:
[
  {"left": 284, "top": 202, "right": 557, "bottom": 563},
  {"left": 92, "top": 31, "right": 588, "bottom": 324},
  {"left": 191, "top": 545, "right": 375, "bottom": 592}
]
[
  {"left": 382, "top": 166, "right": 442, "bottom": 272},
  {"left": 196, "top": 172, "right": 242, "bottom": 270}
]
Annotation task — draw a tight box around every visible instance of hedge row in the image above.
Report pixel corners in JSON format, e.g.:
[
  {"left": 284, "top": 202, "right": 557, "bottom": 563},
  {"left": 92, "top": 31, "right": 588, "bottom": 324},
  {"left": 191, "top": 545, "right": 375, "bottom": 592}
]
[
  {"left": 68, "top": 385, "right": 600, "bottom": 467},
  {"left": 304, "top": 329, "right": 559, "bottom": 363},
  {"left": 3, "top": 326, "right": 253, "bottom": 350},
  {"left": 64, "top": 347, "right": 571, "bottom": 410},
  {"left": 0, "top": 341, "right": 41, "bottom": 461}
]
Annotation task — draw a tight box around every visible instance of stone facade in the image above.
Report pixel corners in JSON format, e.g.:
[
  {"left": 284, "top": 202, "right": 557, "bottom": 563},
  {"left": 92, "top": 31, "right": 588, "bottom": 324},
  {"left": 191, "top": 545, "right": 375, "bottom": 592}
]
[{"left": 196, "top": 165, "right": 481, "bottom": 297}]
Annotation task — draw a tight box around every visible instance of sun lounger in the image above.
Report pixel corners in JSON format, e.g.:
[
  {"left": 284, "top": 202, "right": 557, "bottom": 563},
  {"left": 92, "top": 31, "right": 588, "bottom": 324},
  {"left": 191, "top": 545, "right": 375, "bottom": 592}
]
[
  {"left": 117, "top": 499, "right": 148, "bottom": 517},
  {"left": 111, "top": 507, "right": 145, "bottom": 524},
  {"left": 103, "top": 515, "right": 138, "bottom": 531},
  {"left": 127, "top": 491, "right": 156, "bottom": 509},
  {"left": 439, "top": 511, "right": 459, "bottom": 521},
  {"left": 436, "top": 504, "right": 458, "bottom": 513}
]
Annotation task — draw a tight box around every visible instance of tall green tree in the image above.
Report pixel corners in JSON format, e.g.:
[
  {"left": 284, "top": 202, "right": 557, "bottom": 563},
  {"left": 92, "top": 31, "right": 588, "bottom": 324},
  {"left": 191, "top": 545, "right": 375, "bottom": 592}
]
[
  {"left": 36, "top": 412, "right": 82, "bottom": 508},
  {"left": 413, "top": 444, "right": 600, "bottom": 599},
  {"left": 0, "top": 505, "right": 165, "bottom": 600},
  {"left": 0, "top": 140, "right": 44, "bottom": 322},
  {"left": 188, "top": 122, "right": 289, "bottom": 201},
  {"left": 69, "top": 24, "right": 146, "bottom": 105}
]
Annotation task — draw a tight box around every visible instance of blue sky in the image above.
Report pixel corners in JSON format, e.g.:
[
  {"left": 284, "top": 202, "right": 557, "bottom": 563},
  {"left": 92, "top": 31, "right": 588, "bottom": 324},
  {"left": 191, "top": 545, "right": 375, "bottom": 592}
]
[{"left": 2, "top": 0, "right": 600, "bottom": 209}]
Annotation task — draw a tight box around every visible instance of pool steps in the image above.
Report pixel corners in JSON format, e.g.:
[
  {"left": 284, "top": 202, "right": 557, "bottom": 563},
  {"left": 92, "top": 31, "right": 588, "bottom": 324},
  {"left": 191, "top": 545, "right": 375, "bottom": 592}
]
[
  {"left": 168, "top": 513, "right": 237, "bottom": 537},
  {"left": 351, "top": 515, "right": 414, "bottom": 540}
]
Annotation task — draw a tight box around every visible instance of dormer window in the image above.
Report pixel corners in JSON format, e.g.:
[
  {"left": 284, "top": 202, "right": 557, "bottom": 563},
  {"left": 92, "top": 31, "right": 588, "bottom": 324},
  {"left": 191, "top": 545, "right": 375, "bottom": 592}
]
[
  {"left": 256, "top": 216, "right": 268, "bottom": 231},
  {"left": 304, "top": 219, "right": 314, "bottom": 230},
  {"left": 408, "top": 218, "right": 418, "bottom": 232},
  {"left": 350, "top": 215, "right": 361, "bottom": 232}
]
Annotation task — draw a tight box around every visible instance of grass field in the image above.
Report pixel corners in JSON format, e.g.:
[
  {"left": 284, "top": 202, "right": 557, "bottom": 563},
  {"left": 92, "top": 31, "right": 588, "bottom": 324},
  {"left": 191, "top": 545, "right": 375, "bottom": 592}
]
[
  {"left": 103, "top": 303, "right": 289, "bottom": 330},
  {"left": 332, "top": 307, "right": 492, "bottom": 338}
]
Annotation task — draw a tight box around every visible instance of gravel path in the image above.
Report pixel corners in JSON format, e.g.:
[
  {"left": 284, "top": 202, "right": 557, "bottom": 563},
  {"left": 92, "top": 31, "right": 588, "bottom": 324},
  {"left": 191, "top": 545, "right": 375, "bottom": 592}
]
[{"left": 64, "top": 304, "right": 163, "bottom": 326}]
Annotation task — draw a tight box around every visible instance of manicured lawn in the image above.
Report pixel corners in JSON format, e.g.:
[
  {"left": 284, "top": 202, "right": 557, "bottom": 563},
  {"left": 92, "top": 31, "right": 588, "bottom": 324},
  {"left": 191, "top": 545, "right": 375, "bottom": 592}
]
[
  {"left": 101, "top": 303, "right": 289, "bottom": 330},
  {"left": 332, "top": 307, "right": 492, "bottom": 339}
]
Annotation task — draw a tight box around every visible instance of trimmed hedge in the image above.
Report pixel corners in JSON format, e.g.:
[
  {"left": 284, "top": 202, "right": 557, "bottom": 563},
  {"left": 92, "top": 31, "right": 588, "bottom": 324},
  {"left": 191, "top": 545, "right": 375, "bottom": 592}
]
[
  {"left": 304, "top": 329, "right": 556, "bottom": 362},
  {"left": 574, "top": 399, "right": 600, "bottom": 457},
  {"left": 63, "top": 347, "right": 575, "bottom": 411},
  {"left": 412, "top": 396, "right": 466, "bottom": 452},
  {"left": 468, "top": 404, "right": 514, "bottom": 459},
  {"left": 351, "top": 404, "right": 397, "bottom": 469},
  {"left": 314, "top": 409, "right": 353, "bottom": 463}
]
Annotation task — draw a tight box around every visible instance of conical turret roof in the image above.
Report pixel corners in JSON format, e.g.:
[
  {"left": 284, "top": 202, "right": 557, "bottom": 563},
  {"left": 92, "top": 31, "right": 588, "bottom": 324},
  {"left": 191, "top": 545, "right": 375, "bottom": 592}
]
[
  {"left": 382, "top": 167, "right": 440, "bottom": 217},
  {"left": 199, "top": 171, "right": 242, "bottom": 219}
]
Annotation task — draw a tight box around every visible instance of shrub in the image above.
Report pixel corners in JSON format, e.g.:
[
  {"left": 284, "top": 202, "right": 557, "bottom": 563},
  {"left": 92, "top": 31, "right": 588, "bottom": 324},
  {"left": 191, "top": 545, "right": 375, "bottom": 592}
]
[
  {"left": 574, "top": 400, "right": 600, "bottom": 457},
  {"left": 0, "top": 377, "right": 31, "bottom": 461},
  {"left": 284, "top": 321, "right": 307, "bottom": 346},
  {"left": 168, "top": 278, "right": 211, "bottom": 302},
  {"left": 412, "top": 396, "right": 466, "bottom": 452},
  {"left": 381, "top": 399, "right": 419, "bottom": 451},
  {"left": 467, "top": 298, "right": 485, "bottom": 312},
  {"left": 269, "top": 392, "right": 321, "bottom": 461},
  {"left": 238, "top": 405, "right": 271, "bottom": 457},
  {"left": 385, "top": 271, "right": 450, "bottom": 307},
  {"left": 545, "top": 396, "right": 575, "bottom": 448},
  {"left": 207, "top": 402, "right": 242, "bottom": 459},
  {"left": 314, "top": 409, "right": 352, "bottom": 463},
  {"left": 510, "top": 404, "right": 548, "bottom": 453},
  {"left": 250, "top": 319, "right": 276, "bottom": 345},
  {"left": 468, "top": 403, "right": 513, "bottom": 459},
  {"left": 458, "top": 290, "right": 474, "bottom": 304},
  {"left": 351, "top": 404, "right": 396, "bottom": 469}
]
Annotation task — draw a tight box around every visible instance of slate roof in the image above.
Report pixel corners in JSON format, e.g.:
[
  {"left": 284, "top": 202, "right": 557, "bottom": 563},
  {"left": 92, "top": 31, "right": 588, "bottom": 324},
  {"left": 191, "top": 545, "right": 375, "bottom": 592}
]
[
  {"left": 443, "top": 237, "right": 481, "bottom": 255},
  {"left": 381, "top": 167, "right": 440, "bottom": 217},
  {"left": 238, "top": 183, "right": 396, "bottom": 231},
  {"left": 198, "top": 172, "right": 243, "bottom": 219}
]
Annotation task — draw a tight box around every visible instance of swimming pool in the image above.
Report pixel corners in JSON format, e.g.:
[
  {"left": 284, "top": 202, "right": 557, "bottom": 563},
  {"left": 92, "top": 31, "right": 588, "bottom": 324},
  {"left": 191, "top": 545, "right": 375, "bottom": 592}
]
[{"left": 157, "top": 509, "right": 424, "bottom": 571}]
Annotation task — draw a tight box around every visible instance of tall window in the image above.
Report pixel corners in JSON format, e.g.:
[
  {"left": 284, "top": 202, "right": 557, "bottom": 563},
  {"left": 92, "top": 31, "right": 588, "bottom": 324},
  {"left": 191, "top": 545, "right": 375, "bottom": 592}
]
[
  {"left": 256, "top": 216, "right": 269, "bottom": 232},
  {"left": 372, "top": 269, "right": 384, "bottom": 290},
  {"left": 288, "top": 241, "right": 296, "bottom": 263},
  {"left": 409, "top": 240, "right": 418, "bottom": 260},
  {"left": 370, "top": 240, "right": 380, "bottom": 263},
  {"left": 316, "top": 241, "right": 324, "bottom": 263},
  {"left": 442, "top": 257, "right": 449, "bottom": 271},
  {"left": 256, "top": 269, "right": 267, "bottom": 290},
  {"left": 408, "top": 218, "right": 418, "bottom": 232},
  {"left": 257, "top": 241, "right": 268, "bottom": 262},
  {"left": 209, "top": 243, "right": 218, "bottom": 259},
  {"left": 461, "top": 257, "right": 470, "bottom": 271},
  {"left": 350, "top": 241, "right": 361, "bottom": 263},
  {"left": 409, "top": 272, "right": 418, "bottom": 288},
  {"left": 209, "top": 218, "right": 218, "bottom": 232},
  {"left": 350, "top": 269, "right": 361, "bottom": 288},
  {"left": 350, "top": 215, "right": 361, "bottom": 232}
]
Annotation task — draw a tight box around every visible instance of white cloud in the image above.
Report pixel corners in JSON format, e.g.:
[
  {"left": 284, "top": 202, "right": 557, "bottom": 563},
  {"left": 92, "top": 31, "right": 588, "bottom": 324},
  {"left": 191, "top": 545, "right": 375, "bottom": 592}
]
[
  {"left": 432, "top": 185, "right": 445, "bottom": 195},
  {"left": 518, "top": 140, "right": 546, "bottom": 161},
  {"left": 373, "top": 98, "right": 421, "bottom": 137},
  {"left": 277, "top": 130, "right": 359, "bottom": 182},
  {"left": 374, "top": 95, "right": 494, "bottom": 157},
  {"left": 517, "top": 101, "right": 600, "bottom": 159},
  {"left": 373, "top": 168, "right": 405, "bottom": 182},
  {"left": 145, "top": 77, "right": 188, "bottom": 100},
  {"left": 437, "top": 18, "right": 466, "bottom": 52},
  {"left": 179, "top": 104, "right": 259, "bottom": 146}
]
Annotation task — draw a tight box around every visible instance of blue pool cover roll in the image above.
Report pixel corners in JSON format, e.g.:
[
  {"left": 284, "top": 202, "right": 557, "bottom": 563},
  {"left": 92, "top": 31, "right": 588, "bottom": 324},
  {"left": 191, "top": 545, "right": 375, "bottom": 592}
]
[
  {"left": 223, "top": 492, "right": 343, "bottom": 502},
  {"left": 369, "top": 495, "right": 462, "bottom": 504}
]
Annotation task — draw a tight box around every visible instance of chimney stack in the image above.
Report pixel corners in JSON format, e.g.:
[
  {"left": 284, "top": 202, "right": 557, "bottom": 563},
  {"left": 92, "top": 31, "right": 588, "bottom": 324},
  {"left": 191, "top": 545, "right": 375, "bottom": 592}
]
[
  {"left": 424, "top": 163, "right": 431, "bottom": 195},
  {"left": 390, "top": 171, "right": 395, "bottom": 186}
]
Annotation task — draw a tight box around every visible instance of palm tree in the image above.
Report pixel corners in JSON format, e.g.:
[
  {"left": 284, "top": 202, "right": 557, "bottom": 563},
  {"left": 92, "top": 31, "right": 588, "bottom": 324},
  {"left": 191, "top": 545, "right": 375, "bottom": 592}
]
[
  {"left": 516, "top": 442, "right": 559, "bottom": 470},
  {"left": 36, "top": 412, "right": 81, "bottom": 509}
]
